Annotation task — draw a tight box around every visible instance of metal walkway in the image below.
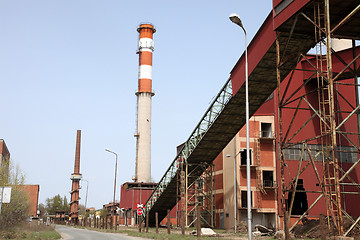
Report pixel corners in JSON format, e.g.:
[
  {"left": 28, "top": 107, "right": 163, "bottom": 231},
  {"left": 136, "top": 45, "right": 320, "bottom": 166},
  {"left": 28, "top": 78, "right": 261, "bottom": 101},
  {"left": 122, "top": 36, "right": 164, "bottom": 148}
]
[{"left": 143, "top": 0, "right": 360, "bottom": 226}]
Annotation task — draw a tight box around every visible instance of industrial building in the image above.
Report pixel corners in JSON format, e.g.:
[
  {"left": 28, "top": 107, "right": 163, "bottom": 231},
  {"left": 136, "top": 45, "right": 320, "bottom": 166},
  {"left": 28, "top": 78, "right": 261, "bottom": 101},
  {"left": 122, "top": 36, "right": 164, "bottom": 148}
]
[
  {"left": 213, "top": 43, "right": 359, "bottom": 230},
  {"left": 0, "top": 139, "right": 10, "bottom": 176},
  {"left": 0, "top": 140, "right": 40, "bottom": 220},
  {"left": 20, "top": 184, "right": 40, "bottom": 218},
  {"left": 139, "top": 0, "right": 360, "bottom": 238}
]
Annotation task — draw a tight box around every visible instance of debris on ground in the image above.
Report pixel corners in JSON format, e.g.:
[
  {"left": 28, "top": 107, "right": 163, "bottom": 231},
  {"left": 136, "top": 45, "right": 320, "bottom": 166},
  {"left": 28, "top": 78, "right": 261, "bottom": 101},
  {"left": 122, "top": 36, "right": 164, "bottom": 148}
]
[
  {"left": 252, "top": 230, "right": 263, "bottom": 237},
  {"left": 201, "top": 228, "right": 217, "bottom": 236},
  {"left": 292, "top": 216, "right": 360, "bottom": 239},
  {"left": 254, "top": 224, "right": 274, "bottom": 236}
]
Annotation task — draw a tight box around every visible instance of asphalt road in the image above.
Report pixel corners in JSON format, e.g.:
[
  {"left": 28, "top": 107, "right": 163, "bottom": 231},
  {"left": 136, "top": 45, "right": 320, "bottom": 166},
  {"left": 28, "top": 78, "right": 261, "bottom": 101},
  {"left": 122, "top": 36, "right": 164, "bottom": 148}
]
[{"left": 55, "top": 225, "right": 147, "bottom": 240}]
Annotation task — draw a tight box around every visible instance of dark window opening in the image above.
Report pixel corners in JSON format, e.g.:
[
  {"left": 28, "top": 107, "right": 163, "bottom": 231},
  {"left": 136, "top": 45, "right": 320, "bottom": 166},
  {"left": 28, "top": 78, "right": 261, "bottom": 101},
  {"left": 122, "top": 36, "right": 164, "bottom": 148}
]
[
  {"left": 287, "top": 179, "right": 308, "bottom": 215},
  {"left": 241, "top": 190, "right": 252, "bottom": 208},
  {"left": 261, "top": 123, "right": 272, "bottom": 138},
  {"left": 263, "top": 171, "right": 274, "bottom": 187},
  {"left": 241, "top": 149, "right": 252, "bottom": 166}
]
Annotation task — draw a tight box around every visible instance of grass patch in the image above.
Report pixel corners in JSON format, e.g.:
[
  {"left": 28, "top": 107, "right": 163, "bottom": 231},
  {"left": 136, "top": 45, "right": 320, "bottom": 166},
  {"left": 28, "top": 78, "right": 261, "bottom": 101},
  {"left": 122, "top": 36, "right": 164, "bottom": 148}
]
[{"left": 0, "top": 223, "right": 61, "bottom": 240}]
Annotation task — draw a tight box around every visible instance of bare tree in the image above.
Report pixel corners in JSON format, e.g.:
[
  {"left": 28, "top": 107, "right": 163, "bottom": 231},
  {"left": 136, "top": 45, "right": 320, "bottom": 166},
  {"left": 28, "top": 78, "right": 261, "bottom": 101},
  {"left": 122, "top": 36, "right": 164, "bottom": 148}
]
[{"left": 0, "top": 163, "right": 30, "bottom": 230}]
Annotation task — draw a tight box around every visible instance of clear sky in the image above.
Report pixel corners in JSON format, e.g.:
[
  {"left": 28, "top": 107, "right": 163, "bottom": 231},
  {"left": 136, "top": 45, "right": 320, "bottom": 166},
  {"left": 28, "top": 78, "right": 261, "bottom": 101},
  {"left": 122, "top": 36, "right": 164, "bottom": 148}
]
[{"left": 0, "top": 0, "right": 272, "bottom": 209}]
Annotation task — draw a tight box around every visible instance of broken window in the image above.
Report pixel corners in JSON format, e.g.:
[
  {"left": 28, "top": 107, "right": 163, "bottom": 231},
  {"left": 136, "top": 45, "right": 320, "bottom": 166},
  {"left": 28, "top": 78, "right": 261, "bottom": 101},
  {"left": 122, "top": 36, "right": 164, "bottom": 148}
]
[
  {"left": 240, "top": 149, "right": 252, "bottom": 166},
  {"left": 261, "top": 122, "right": 273, "bottom": 138},
  {"left": 262, "top": 170, "right": 274, "bottom": 187},
  {"left": 241, "top": 190, "right": 253, "bottom": 208}
]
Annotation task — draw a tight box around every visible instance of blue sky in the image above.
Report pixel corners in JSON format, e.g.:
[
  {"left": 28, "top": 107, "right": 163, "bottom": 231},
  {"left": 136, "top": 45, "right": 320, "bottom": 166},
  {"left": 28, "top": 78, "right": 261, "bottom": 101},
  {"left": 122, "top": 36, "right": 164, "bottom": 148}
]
[{"left": 0, "top": 0, "right": 272, "bottom": 209}]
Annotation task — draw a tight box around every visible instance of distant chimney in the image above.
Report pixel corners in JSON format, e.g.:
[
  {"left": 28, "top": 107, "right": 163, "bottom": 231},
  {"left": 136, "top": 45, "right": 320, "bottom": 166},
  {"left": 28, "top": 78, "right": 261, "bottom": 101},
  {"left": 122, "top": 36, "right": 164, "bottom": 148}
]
[{"left": 69, "top": 130, "right": 82, "bottom": 223}]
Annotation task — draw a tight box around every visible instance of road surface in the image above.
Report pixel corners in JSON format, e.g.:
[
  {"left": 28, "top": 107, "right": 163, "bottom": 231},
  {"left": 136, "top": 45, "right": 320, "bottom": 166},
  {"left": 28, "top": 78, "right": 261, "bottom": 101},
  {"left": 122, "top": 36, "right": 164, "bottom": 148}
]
[{"left": 55, "top": 225, "right": 147, "bottom": 240}]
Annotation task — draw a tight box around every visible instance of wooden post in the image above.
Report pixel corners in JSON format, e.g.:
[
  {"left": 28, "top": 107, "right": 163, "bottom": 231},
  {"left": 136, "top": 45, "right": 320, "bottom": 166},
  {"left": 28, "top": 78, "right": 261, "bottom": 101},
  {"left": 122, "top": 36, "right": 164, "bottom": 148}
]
[
  {"left": 146, "top": 211, "right": 149, "bottom": 233},
  {"left": 115, "top": 215, "right": 117, "bottom": 231},
  {"left": 284, "top": 211, "right": 289, "bottom": 240},
  {"left": 320, "top": 214, "right": 326, "bottom": 240},
  {"left": 181, "top": 210, "right": 185, "bottom": 235},
  {"left": 167, "top": 209, "right": 171, "bottom": 234},
  {"left": 125, "top": 211, "right": 128, "bottom": 227},
  {"left": 197, "top": 204, "right": 201, "bottom": 239},
  {"left": 138, "top": 215, "right": 142, "bottom": 232},
  {"left": 156, "top": 212, "right": 159, "bottom": 234},
  {"left": 110, "top": 216, "right": 111, "bottom": 230},
  {"left": 89, "top": 218, "right": 91, "bottom": 228}
]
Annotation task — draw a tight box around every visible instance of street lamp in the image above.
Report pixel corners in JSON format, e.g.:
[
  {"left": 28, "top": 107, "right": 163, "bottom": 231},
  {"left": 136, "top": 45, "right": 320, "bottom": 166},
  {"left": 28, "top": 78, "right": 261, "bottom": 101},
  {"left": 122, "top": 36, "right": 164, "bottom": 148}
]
[
  {"left": 229, "top": 13, "right": 252, "bottom": 240},
  {"left": 227, "top": 149, "right": 244, "bottom": 233},
  {"left": 105, "top": 148, "right": 118, "bottom": 230},
  {"left": 82, "top": 179, "right": 89, "bottom": 211}
]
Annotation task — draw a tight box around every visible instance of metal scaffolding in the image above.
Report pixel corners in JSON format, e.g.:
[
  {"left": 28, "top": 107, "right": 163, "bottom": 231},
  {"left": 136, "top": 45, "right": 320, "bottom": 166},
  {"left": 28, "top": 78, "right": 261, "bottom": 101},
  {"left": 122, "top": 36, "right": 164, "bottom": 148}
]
[
  {"left": 186, "top": 163, "right": 214, "bottom": 228},
  {"left": 276, "top": 0, "right": 360, "bottom": 237}
]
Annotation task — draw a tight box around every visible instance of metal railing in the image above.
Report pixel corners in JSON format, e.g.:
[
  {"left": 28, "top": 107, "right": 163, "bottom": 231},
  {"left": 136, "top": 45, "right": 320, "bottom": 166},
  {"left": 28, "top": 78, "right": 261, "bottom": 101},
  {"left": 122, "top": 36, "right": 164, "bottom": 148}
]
[
  {"left": 259, "top": 131, "right": 275, "bottom": 139},
  {"left": 144, "top": 78, "right": 233, "bottom": 215},
  {"left": 261, "top": 180, "right": 277, "bottom": 188}
]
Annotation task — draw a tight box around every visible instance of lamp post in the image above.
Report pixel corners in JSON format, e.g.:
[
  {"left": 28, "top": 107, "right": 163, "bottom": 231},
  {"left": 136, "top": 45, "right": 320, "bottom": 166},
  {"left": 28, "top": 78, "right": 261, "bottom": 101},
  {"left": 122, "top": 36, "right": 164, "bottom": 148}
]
[
  {"left": 227, "top": 149, "right": 244, "bottom": 233},
  {"left": 82, "top": 179, "right": 89, "bottom": 211},
  {"left": 229, "top": 13, "right": 252, "bottom": 239},
  {"left": 105, "top": 148, "right": 118, "bottom": 230}
]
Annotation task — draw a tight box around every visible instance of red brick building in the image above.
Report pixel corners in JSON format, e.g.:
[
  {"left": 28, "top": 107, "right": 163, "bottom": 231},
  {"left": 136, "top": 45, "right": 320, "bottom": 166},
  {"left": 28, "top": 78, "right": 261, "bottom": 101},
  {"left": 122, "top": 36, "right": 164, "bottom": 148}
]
[
  {"left": 20, "top": 185, "right": 40, "bottom": 218},
  {"left": 0, "top": 139, "right": 10, "bottom": 178}
]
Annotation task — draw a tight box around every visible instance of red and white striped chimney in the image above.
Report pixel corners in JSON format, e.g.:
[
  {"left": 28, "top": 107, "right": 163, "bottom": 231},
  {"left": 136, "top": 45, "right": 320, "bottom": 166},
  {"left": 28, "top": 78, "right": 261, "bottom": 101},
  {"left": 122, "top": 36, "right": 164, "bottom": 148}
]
[{"left": 135, "top": 23, "right": 156, "bottom": 183}]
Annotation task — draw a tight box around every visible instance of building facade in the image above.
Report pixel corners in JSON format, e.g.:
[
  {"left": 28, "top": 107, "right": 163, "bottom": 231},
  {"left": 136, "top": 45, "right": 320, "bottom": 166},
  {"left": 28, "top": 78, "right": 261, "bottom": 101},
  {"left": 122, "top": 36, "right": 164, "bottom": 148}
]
[
  {"left": 0, "top": 139, "right": 10, "bottom": 178},
  {"left": 213, "top": 98, "right": 277, "bottom": 229},
  {"left": 20, "top": 184, "right": 40, "bottom": 218}
]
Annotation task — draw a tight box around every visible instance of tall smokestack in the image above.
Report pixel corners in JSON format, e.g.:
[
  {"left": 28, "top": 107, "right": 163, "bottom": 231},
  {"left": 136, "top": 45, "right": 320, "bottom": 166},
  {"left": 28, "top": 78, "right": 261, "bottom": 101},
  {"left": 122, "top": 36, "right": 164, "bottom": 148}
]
[
  {"left": 134, "top": 23, "right": 156, "bottom": 183},
  {"left": 70, "top": 130, "right": 82, "bottom": 223}
]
